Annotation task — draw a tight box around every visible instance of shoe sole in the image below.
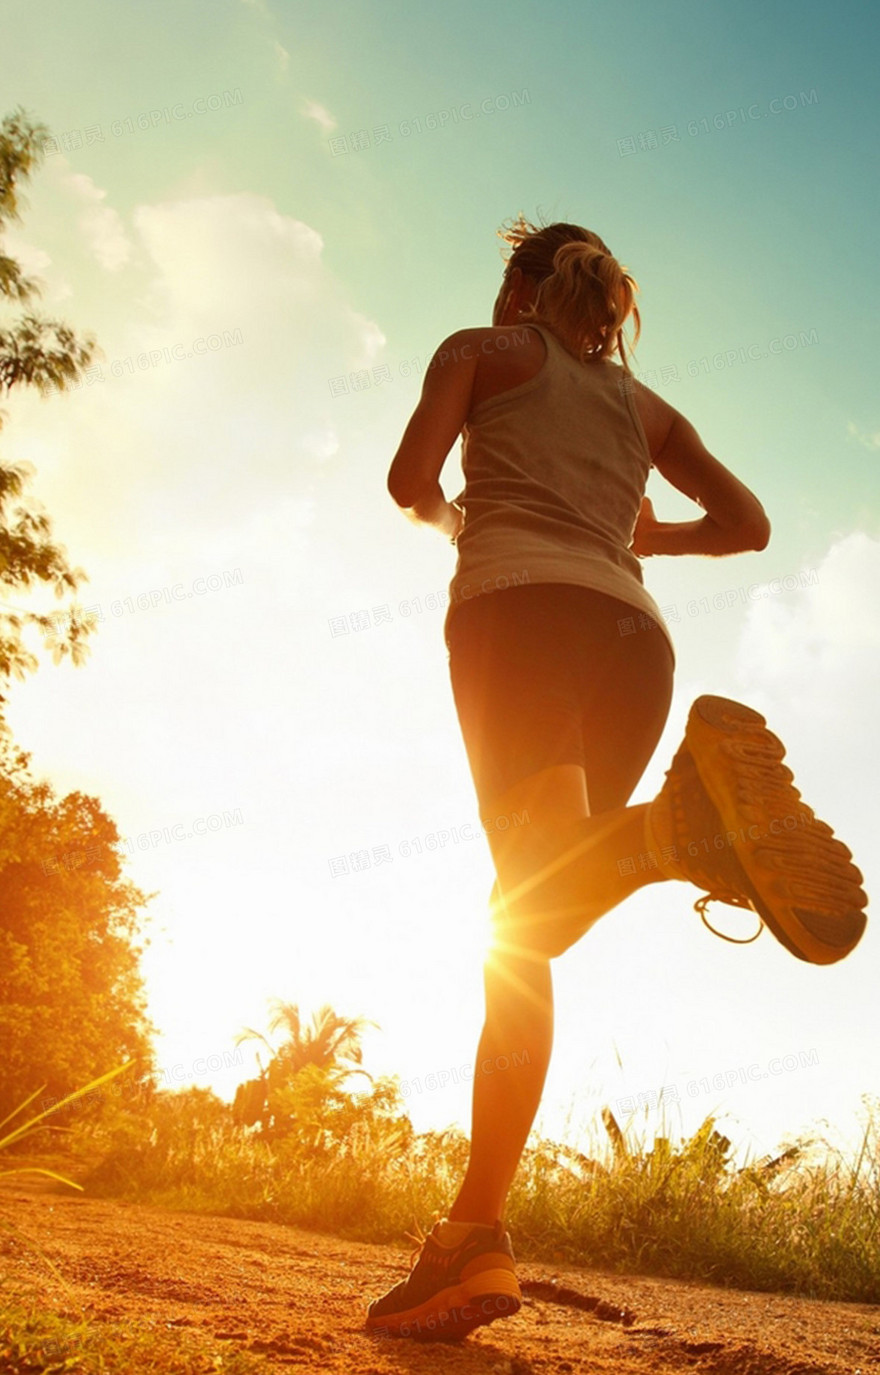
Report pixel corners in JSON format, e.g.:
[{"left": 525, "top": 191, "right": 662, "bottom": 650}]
[
  {"left": 685, "top": 696, "right": 868, "bottom": 964},
  {"left": 366, "top": 1269, "right": 522, "bottom": 1342}
]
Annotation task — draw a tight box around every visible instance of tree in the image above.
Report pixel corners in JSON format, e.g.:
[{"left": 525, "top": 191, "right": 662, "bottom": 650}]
[
  {"left": 269, "top": 1064, "right": 415, "bottom": 1162},
  {"left": 0, "top": 725, "right": 156, "bottom": 1123},
  {"left": 233, "top": 1001, "right": 377, "bottom": 1136},
  {"left": 0, "top": 106, "right": 99, "bottom": 706}
]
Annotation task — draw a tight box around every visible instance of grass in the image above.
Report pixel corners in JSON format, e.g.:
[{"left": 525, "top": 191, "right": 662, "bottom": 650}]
[
  {"left": 1, "top": 1070, "right": 263, "bottom": 1374},
  {"left": 507, "top": 1107, "right": 880, "bottom": 1301},
  {"left": 0, "top": 1063, "right": 134, "bottom": 1191},
  {"left": 6, "top": 1085, "right": 878, "bottom": 1370},
  {"left": 64, "top": 1089, "right": 880, "bottom": 1306},
  {"left": 0, "top": 1303, "right": 267, "bottom": 1374}
]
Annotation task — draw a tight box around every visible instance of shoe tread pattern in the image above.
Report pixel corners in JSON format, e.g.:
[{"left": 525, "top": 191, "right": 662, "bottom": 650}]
[{"left": 688, "top": 696, "right": 867, "bottom": 963}]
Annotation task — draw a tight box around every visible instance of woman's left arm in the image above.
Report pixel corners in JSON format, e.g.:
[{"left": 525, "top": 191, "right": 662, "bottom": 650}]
[{"left": 387, "top": 330, "right": 479, "bottom": 534}]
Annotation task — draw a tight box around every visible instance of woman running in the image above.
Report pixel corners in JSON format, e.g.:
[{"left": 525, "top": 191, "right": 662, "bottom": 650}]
[{"left": 366, "top": 214, "right": 868, "bottom": 1342}]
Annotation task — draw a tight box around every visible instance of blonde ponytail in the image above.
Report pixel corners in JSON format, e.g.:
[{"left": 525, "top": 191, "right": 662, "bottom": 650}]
[{"left": 497, "top": 214, "right": 640, "bottom": 371}]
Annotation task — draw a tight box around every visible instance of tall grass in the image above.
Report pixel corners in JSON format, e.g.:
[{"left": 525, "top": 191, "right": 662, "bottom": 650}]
[
  {"left": 508, "top": 1106, "right": 880, "bottom": 1301},
  {"left": 0, "top": 1063, "right": 133, "bottom": 1189},
  {"left": 68, "top": 1089, "right": 880, "bottom": 1304}
]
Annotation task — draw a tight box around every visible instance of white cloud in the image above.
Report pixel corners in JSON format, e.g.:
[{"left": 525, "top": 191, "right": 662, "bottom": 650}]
[
  {"left": 733, "top": 531, "right": 880, "bottom": 851},
  {"left": 737, "top": 532, "right": 879, "bottom": 675},
  {"left": 63, "top": 171, "right": 131, "bottom": 272},
  {"left": 847, "top": 421, "right": 880, "bottom": 451},
  {"left": 1, "top": 189, "right": 393, "bottom": 874},
  {"left": 273, "top": 40, "right": 289, "bottom": 74},
  {"left": 299, "top": 427, "right": 340, "bottom": 461},
  {"left": 9, "top": 191, "right": 385, "bottom": 558},
  {"left": 128, "top": 193, "right": 385, "bottom": 395},
  {"left": 1, "top": 225, "right": 73, "bottom": 306},
  {"left": 132, "top": 192, "right": 325, "bottom": 321},
  {"left": 1, "top": 227, "right": 51, "bottom": 282},
  {"left": 300, "top": 98, "right": 337, "bottom": 134}
]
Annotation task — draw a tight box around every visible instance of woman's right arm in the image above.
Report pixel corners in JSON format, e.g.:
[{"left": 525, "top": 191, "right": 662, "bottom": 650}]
[{"left": 632, "top": 382, "right": 771, "bottom": 557}]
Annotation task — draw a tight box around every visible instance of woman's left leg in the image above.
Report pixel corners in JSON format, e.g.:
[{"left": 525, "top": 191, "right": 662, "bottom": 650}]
[
  {"left": 445, "top": 584, "right": 675, "bottom": 1226},
  {"left": 447, "top": 790, "right": 667, "bottom": 1225}
]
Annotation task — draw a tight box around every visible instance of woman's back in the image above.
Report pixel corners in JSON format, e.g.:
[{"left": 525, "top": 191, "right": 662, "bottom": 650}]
[
  {"left": 468, "top": 323, "right": 676, "bottom": 459},
  {"left": 444, "top": 322, "right": 675, "bottom": 657}
]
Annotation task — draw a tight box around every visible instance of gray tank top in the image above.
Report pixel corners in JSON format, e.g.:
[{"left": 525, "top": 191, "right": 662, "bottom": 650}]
[{"left": 444, "top": 323, "right": 674, "bottom": 662}]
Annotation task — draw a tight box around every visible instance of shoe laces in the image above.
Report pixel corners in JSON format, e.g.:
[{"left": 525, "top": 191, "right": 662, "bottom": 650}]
[
  {"left": 403, "top": 1209, "right": 442, "bottom": 1270},
  {"left": 660, "top": 753, "right": 753, "bottom": 910},
  {"left": 659, "top": 745, "right": 764, "bottom": 941},
  {"left": 695, "top": 892, "right": 764, "bottom": 944}
]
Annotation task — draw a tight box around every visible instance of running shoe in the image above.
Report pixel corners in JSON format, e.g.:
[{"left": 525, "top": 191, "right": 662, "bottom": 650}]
[
  {"left": 365, "top": 1217, "right": 521, "bottom": 1341},
  {"left": 647, "top": 695, "right": 867, "bottom": 964}
]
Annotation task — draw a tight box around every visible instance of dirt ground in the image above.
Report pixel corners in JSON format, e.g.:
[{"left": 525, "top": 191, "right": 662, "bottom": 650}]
[{"left": 1, "top": 1180, "right": 878, "bottom": 1374}]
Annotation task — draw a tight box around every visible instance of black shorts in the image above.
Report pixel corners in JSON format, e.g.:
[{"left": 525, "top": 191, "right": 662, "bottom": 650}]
[{"left": 446, "top": 582, "right": 675, "bottom": 816}]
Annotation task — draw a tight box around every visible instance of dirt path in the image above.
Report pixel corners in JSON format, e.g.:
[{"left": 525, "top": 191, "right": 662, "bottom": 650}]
[{"left": 1, "top": 1182, "right": 878, "bottom": 1374}]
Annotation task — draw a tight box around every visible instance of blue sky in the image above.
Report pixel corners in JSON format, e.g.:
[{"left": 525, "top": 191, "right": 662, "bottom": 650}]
[{"left": 1, "top": 0, "right": 878, "bottom": 1163}]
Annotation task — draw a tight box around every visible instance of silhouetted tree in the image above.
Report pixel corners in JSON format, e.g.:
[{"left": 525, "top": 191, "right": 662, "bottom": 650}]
[
  {"left": 233, "top": 1001, "right": 376, "bottom": 1136},
  {"left": 0, "top": 106, "right": 99, "bottom": 706}
]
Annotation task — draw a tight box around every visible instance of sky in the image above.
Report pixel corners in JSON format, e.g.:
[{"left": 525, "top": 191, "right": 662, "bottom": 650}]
[{"left": 1, "top": 0, "right": 878, "bottom": 1169}]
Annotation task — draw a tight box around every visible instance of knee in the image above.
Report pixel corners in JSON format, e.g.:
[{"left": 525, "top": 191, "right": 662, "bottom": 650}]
[
  {"left": 489, "top": 819, "right": 597, "bottom": 961},
  {"left": 488, "top": 882, "right": 593, "bottom": 962},
  {"left": 491, "top": 922, "right": 586, "bottom": 962}
]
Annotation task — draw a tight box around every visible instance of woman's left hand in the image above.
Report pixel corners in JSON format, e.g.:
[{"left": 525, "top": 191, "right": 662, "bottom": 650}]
[{"left": 630, "top": 495, "right": 659, "bottom": 558}]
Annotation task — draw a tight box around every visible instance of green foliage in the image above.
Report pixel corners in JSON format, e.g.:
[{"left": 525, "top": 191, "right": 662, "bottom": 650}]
[
  {"left": 233, "top": 1000, "right": 377, "bottom": 1137},
  {"left": 76, "top": 1089, "right": 880, "bottom": 1304},
  {"left": 506, "top": 1104, "right": 880, "bottom": 1302},
  {"left": 81, "top": 1086, "right": 244, "bottom": 1202},
  {"left": 0, "top": 106, "right": 100, "bottom": 697},
  {"left": 0, "top": 729, "right": 155, "bottom": 1121},
  {"left": 1, "top": 1302, "right": 267, "bottom": 1373},
  {"left": 0, "top": 1061, "right": 133, "bottom": 1190},
  {"left": 80, "top": 1072, "right": 416, "bottom": 1234}
]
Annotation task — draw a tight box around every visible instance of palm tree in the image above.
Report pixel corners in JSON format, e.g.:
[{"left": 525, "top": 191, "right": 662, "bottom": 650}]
[{"left": 232, "top": 1001, "right": 377, "bottom": 1135}]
